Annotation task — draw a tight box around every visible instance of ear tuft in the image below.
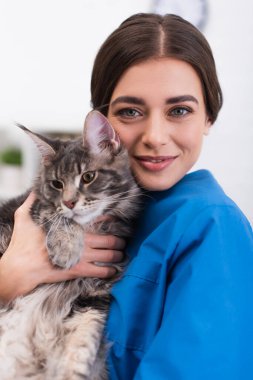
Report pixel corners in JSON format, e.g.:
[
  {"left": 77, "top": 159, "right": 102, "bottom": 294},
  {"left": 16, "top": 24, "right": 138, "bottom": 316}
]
[
  {"left": 17, "top": 123, "right": 56, "bottom": 165},
  {"left": 83, "top": 111, "right": 121, "bottom": 154}
]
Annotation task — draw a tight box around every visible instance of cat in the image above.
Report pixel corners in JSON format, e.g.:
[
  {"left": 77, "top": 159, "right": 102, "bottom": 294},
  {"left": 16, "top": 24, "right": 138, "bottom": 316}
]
[{"left": 0, "top": 110, "right": 141, "bottom": 380}]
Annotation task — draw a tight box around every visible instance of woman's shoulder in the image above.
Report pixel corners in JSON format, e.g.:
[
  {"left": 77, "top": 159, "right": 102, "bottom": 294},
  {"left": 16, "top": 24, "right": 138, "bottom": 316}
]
[
  {"left": 165, "top": 169, "right": 235, "bottom": 208},
  {"left": 143, "top": 169, "right": 242, "bottom": 224},
  {"left": 127, "top": 169, "right": 253, "bottom": 277},
  {"left": 175, "top": 170, "right": 249, "bottom": 224},
  {"left": 136, "top": 170, "right": 250, "bottom": 244}
]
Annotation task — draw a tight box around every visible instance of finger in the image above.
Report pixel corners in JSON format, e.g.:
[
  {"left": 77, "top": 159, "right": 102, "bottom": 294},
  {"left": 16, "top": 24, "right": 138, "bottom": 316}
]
[
  {"left": 91, "top": 265, "right": 117, "bottom": 279},
  {"left": 52, "top": 262, "right": 117, "bottom": 281},
  {"left": 81, "top": 263, "right": 117, "bottom": 279},
  {"left": 21, "top": 192, "right": 36, "bottom": 210},
  {"left": 24, "top": 191, "right": 36, "bottom": 206},
  {"left": 14, "top": 192, "right": 36, "bottom": 219},
  {"left": 82, "top": 249, "right": 124, "bottom": 264},
  {"left": 85, "top": 233, "right": 126, "bottom": 250}
]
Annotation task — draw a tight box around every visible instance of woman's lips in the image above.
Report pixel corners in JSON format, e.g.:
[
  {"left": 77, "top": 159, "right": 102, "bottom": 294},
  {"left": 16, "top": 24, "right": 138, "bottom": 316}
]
[{"left": 134, "top": 155, "right": 178, "bottom": 172}]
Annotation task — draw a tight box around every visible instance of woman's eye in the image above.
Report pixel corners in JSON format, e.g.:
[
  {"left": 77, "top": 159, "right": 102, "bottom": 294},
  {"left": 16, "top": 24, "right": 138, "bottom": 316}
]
[
  {"left": 117, "top": 108, "right": 141, "bottom": 118},
  {"left": 82, "top": 171, "right": 96, "bottom": 184},
  {"left": 51, "top": 180, "right": 64, "bottom": 190},
  {"left": 170, "top": 107, "right": 191, "bottom": 117}
]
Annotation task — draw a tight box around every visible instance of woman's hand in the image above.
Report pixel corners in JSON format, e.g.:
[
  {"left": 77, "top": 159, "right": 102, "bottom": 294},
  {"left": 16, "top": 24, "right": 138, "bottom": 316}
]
[{"left": 0, "top": 192, "right": 125, "bottom": 304}]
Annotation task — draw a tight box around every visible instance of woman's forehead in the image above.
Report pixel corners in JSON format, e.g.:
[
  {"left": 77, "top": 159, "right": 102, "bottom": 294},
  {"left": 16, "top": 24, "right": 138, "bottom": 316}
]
[{"left": 110, "top": 58, "right": 204, "bottom": 105}]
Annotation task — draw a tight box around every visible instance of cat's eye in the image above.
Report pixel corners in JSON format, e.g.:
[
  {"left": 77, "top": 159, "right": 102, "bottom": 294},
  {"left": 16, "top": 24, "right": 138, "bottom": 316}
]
[
  {"left": 82, "top": 171, "right": 96, "bottom": 184},
  {"left": 51, "top": 180, "right": 64, "bottom": 190}
]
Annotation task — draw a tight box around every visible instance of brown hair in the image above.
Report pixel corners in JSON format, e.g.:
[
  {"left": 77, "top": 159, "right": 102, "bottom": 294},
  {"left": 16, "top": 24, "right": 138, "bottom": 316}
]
[{"left": 91, "top": 13, "right": 223, "bottom": 123}]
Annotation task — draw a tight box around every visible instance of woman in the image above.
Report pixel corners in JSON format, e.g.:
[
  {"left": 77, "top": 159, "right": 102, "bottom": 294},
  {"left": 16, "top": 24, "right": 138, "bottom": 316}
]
[{"left": 1, "top": 13, "right": 253, "bottom": 379}]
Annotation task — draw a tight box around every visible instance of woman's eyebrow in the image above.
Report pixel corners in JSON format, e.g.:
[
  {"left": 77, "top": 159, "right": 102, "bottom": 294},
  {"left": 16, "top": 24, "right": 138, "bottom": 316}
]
[
  {"left": 110, "top": 95, "right": 199, "bottom": 107},
  {"left": 166, "top": 95, "right": 199, "bottom": 104},
  {"left": 110, "top": 96, "right": 145, "bottom": 106}
]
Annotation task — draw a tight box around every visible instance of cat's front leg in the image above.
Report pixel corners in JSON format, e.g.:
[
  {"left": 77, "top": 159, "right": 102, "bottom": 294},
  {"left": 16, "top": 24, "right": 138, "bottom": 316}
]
[{"left": 45, "top": 218, "right": 84, "bottom": 269}]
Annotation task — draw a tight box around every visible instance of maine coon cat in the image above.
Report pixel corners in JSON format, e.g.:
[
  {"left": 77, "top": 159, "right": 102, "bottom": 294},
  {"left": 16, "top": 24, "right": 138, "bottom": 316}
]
[{"left": 0, "top": 110, "right": 140, "bottom": 380}]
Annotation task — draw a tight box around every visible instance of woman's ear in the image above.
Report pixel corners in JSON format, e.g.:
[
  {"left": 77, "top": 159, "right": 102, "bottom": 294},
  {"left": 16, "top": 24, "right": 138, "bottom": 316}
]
[{"left": 204, "top": 118, "right": 212, "bottom": 136}]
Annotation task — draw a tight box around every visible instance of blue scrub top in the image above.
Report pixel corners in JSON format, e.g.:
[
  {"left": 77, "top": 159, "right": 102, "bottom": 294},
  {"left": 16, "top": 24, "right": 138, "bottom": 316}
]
[{"left": 106, "top": 170, "right": 253, "bottom": 379}]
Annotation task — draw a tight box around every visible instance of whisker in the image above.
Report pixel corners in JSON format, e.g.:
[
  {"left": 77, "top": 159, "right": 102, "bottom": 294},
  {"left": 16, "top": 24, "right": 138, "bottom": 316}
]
[
  {"left": 45, "top": 215, "right": 62, "bottom": 246},
  {"left": 96, "top": 204, "right": 135, "bottom": 216},
  {"left": 107, "top": 188, "right": 153, "bottom": 201},
  {"left": 36, "top": 212, "right": 59, "bottom": 228},
  {"left": 84, "top": 190, "right": 141, "bottom": 204},
  {"left": 86, "top": 196, "right": 140, "bottom": 206},
  {"left": 93, "top": 103, "right": 110, "bottom": 112}
]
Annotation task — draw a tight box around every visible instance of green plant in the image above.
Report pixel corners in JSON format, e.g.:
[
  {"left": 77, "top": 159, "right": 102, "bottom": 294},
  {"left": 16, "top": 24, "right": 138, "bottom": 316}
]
[{"left": 0, "top": 147, "right": 22, "bottom": 166}]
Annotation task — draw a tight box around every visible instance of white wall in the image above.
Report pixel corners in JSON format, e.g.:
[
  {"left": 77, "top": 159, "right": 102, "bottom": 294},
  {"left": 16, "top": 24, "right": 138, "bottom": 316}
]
[
  {"left": 0, "top": 0, "right": 152, "bottom": 131},
  {"left": 193, "top": 0, "right": 253, "bottom": 223},
  {"left": 0, "top": 0, "right": 252, "bottom": 222}
]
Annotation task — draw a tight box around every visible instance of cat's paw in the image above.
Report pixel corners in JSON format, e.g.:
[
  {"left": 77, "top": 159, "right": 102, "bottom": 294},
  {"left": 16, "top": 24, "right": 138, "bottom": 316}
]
[{"left": 47, "top": 239, "right": 83, "bottom": 269}]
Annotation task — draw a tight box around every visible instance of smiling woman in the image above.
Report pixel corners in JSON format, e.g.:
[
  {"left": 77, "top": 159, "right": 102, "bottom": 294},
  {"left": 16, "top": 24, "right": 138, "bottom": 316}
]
[{"left": 89, "top": 13, "right": 253, "bottom": 380}]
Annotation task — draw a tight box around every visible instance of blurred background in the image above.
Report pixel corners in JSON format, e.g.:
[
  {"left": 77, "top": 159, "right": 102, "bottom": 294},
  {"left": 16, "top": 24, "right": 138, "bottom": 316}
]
[{"left": 0, "top": 0, "right": 252, "bottom": 223}]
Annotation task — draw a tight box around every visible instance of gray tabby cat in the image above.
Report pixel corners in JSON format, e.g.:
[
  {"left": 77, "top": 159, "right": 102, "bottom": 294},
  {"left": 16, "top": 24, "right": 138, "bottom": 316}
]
[{"left": 0, "top": 110, "right": 140, "bottom": 380}]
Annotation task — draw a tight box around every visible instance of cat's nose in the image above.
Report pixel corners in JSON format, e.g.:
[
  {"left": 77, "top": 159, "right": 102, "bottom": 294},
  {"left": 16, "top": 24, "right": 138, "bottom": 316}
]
[{"left": 63, "top": 200, "right": 76, "bottom": 209}]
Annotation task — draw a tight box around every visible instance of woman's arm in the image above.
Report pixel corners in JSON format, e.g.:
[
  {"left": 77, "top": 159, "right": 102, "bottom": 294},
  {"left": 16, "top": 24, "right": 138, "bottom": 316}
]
[{"left": 0, "top": 192, "right": 125, "bottom": 303}]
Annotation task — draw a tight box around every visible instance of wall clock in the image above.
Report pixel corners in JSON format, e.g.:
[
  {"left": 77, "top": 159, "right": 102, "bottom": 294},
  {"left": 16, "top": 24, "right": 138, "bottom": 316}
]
[{"left": 153, "top": 0, "right": 208, "bottom": 30}]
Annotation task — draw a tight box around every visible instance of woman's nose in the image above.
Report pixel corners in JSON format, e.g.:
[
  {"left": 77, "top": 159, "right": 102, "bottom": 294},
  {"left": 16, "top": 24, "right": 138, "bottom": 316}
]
[{"left": 141, "top": 115, "right": 169, "bottom": 148}]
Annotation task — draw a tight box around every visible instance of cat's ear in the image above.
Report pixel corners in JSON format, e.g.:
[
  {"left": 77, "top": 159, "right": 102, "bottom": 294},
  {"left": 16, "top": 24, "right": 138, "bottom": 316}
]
[
  {"left": 17, "top": 123, "right": 56, "bottom": 165},
  {"left": 83, "top": 111, "right": 121, "bottom": 155}
]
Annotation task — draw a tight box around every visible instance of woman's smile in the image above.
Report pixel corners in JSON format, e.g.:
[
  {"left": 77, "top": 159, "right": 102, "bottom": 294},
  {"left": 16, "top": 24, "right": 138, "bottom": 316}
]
[{"left": 133, "top": 155, "right": 179, "bottom": 172}]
